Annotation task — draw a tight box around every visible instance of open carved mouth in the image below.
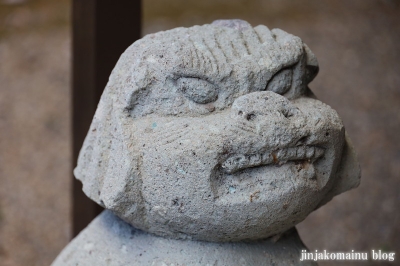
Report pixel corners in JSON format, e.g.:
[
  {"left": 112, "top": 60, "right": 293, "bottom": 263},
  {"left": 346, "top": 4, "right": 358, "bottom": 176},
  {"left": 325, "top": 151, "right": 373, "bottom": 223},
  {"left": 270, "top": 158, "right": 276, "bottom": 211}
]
[{"left": 221, "top": 146, "right": 324, "bottom": 174}]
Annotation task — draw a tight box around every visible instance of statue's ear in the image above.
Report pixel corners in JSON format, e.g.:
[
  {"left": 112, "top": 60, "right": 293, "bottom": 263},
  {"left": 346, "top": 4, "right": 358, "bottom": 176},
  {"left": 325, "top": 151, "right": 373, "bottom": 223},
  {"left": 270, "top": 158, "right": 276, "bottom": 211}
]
[
  {"left": 74, "top": 88, "right": 115, "bottom": 206},
  {"left": 74, "top": 41, "right": 149, "bottom": 208},
  {"left": 74, "top": 83, "right": 143, "bottom": 212},
  {"left": 318, "top": 132, "right": 361, "bottom": 207}
]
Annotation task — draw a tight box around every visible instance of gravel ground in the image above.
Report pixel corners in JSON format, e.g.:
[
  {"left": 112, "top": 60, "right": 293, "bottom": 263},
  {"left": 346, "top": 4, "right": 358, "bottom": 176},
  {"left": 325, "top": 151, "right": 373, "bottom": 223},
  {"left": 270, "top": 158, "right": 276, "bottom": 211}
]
[{"left": 0, "top": 0, "right": 399, "bottom": 265}]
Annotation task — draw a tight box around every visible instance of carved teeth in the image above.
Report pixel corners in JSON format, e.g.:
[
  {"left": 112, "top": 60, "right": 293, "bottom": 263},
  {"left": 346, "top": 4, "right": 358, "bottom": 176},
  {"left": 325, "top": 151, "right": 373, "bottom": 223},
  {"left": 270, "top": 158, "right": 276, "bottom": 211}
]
[
  {"left": 276, "top": 149, "right": 287, "bottom": 158},
  {"left": 296, "top": 147, "right": 306, "bottom": 157},
  {"left": 306, "top": 146, "right": 315, "bottom": 158},
  {"left": 314, "top": 147, "right": 324, "bottom": 159},
  {"left": 262, "top": 153, "right": 272, "bottom": 162},
  {"left": 249, "top": 154, "right": 262, "bottom": 164},
  {"left": 221, "top": 146, "right": 324, "bottom": 174},
  {"left": 286, "top": 148, "right": 296, "bottom": 158}
]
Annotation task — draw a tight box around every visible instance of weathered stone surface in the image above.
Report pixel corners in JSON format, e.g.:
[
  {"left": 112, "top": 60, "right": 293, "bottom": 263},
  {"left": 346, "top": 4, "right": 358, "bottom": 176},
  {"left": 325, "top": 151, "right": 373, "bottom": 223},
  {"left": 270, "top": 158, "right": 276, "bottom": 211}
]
[
  {"left": 52, "top": 211, "right": 317, "bottom": 266},
  {"left": 74, "top": 19, "right": 360, "bottom": 242}
]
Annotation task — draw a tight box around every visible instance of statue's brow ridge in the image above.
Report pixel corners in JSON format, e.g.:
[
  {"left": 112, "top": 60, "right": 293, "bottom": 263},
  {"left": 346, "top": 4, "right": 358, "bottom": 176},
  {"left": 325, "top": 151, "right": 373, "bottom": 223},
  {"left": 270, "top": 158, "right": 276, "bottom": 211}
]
[{"left": 179, "top": 26, "right": 269, "bottom": 77}]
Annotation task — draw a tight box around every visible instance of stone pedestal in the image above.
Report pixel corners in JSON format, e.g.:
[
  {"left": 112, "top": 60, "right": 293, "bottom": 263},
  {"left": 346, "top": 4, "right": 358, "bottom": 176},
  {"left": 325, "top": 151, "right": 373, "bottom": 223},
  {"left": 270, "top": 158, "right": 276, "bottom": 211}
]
[{"left": 53, "top": 211, "right": 316, "bottom": 266}]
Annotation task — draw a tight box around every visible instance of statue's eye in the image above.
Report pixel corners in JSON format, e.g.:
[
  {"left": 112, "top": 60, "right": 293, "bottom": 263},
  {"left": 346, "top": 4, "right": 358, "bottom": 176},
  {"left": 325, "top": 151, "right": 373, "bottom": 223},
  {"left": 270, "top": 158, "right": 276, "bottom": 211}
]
[
  {"left": 265, "top": 68, "right": 292, "bottom": 95},
  {"left": 178, "top": 77, "right": 218, "bottom": 104}
]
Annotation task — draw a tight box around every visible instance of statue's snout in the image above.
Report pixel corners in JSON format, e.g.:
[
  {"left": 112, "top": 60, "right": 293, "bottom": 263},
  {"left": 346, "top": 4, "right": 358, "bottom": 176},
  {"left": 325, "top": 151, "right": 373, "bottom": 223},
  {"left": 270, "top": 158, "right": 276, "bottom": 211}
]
[{"left": 231, "top": 91, "right": 307, "bottom": 141}]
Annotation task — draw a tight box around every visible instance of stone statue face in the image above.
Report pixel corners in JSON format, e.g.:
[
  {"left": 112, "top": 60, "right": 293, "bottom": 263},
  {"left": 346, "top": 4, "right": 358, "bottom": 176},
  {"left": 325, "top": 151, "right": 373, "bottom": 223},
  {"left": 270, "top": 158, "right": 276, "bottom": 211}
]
[{"left": 75, "top": 20, "right": 360, "bottom": 242}]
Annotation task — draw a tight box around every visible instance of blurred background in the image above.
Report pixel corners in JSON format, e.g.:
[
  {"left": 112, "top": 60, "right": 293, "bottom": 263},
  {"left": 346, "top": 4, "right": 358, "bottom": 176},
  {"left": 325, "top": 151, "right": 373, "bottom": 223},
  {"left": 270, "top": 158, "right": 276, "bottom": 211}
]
[{"left": 0, "top": 0, "right": 399, "bottom": 265}]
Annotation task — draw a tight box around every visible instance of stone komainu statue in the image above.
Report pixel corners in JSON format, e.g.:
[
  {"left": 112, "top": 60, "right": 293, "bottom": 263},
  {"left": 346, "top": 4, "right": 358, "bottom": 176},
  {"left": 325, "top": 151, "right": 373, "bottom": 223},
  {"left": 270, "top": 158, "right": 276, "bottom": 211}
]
[
  {"left": 75, "top": 20, "right": 360, "bottom": 242},
  {"left": 52, "top": 19, "right": 361, "bottom": 266}
]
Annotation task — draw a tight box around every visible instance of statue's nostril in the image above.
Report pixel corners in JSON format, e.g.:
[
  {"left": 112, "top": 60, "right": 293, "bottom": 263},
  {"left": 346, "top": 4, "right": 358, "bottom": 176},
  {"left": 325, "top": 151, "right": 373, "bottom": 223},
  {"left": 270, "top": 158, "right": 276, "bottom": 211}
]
[
  {"left": 282, "top": 110, "right": 291, "bottom": 118},
  {"left": 246, "top": 113, "right": 256, "bottom": 121},
  {"left": 232, "top": 91, "right": 295, "bottom": 123}
]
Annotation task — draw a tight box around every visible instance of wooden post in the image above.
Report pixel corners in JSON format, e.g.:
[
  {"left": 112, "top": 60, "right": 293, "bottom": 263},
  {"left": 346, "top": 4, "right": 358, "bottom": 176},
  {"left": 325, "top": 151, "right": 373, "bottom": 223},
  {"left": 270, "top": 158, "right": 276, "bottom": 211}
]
[{"left": 72, "top": 0, "right": 141, "bottom": 237}]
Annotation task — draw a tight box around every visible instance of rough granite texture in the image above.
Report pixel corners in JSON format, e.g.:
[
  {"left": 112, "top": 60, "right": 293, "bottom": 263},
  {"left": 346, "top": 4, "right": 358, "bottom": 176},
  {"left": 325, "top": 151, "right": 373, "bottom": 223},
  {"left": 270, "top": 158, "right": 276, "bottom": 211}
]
[
  {"left": 52, "top": 210, "right": 317, "bottom": 266},
  {"left": 74, "top": 20, "right": 360, "bottom": 242}
]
